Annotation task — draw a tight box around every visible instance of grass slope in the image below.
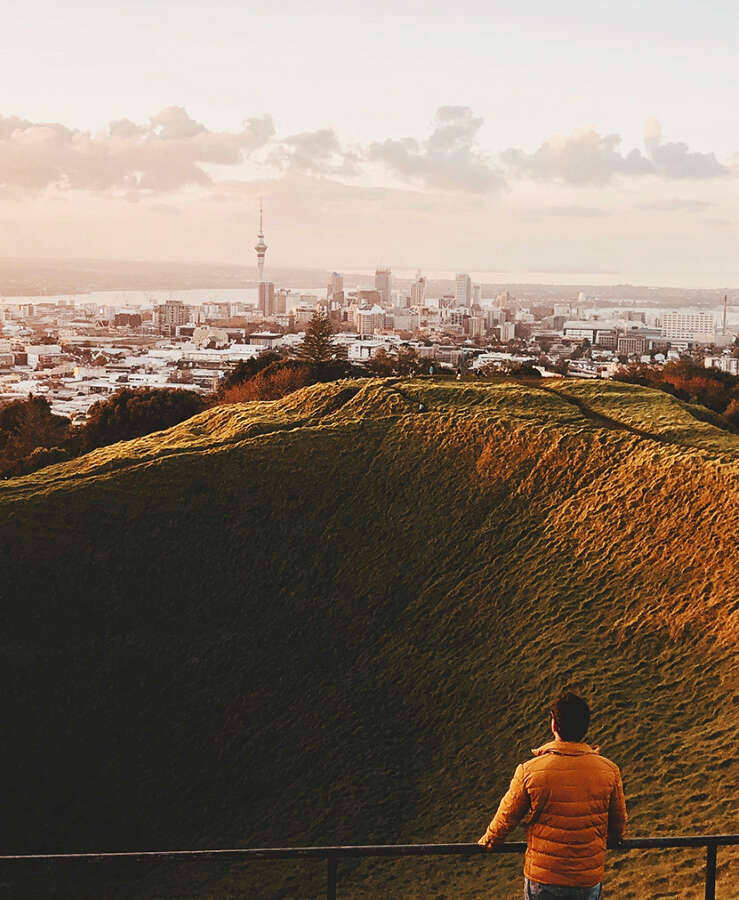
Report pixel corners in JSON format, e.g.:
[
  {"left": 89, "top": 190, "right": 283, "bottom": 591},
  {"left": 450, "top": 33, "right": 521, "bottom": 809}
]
[{"left": 0, "top": 378, "right": 737, "bottom": 899}]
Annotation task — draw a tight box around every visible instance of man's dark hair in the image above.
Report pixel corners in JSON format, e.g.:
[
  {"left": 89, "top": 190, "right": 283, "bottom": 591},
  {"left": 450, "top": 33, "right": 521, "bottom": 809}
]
[{"left": 550, "top": 691, "right": 590, "bottom": 741}]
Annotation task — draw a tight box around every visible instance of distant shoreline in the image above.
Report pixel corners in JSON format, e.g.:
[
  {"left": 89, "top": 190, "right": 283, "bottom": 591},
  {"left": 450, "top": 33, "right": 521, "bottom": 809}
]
[{"left": 1, "top": 257, "right": 738, "bottom": 303}]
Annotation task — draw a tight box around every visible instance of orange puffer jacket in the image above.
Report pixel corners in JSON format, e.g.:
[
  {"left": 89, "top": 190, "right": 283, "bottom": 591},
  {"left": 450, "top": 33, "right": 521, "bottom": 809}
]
[{"left": 481, "top": 740, "right": 627, "bottom": 887}]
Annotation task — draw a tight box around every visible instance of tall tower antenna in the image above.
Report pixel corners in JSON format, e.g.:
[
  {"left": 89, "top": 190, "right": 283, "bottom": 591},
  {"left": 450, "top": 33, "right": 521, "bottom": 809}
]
[
  {"left": 255, "top": 197, "right": 267, "bottom": 284},
  {"left": 723, "top": 294, "right": 728, "bottom": 335}
]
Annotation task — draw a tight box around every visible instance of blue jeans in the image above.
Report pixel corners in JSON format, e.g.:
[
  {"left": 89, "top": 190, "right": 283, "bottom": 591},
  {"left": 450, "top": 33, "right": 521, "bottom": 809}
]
[{"left": 524, "top": 878, "right": 602, "bottom": 899}]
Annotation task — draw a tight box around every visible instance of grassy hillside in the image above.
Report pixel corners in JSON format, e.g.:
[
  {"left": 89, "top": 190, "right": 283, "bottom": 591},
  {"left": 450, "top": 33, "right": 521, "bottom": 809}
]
[{"left": 0, "top": 378, "right": 737, "bottom": 899}]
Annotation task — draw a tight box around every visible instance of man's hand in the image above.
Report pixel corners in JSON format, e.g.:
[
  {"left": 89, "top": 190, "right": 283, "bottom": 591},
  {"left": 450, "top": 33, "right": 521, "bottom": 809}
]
[{"left": 477, "top": 835, "right": 493, "bottom": 851}]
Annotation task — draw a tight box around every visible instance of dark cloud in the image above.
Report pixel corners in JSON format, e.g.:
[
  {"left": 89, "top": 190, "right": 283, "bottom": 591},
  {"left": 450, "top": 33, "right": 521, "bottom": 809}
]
[
  {"left": 368, "top": 106, "right": 505, "bottom": 193},
  {"left": 0, "top": 108, "right": 275, "bottom": 193}
]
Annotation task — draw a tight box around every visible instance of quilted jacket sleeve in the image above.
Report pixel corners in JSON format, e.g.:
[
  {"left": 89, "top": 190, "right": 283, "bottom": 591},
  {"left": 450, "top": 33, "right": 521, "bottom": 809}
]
[
  {"left": 480, "top": 764, "right": 530, "bottom": 847},
  {"left": 607, "top": 768, "right": 627, "bottom": 843}
]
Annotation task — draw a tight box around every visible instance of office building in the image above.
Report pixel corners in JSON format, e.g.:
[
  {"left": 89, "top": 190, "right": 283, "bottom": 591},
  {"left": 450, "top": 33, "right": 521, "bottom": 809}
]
[
  {"left": 155, "top": 300, "right": 189, "bottom": 336},
  {"left": 455, "top": 273, "right": 472, "bottom": 307},
  {"left": 410, "top": 275, "right": 426, "bottom": 307},
  {"left": 327, "top": 272, "right": 344, "bottom": 302},
  {"left": 259, "top": 282, "right": 275, "bottom": 317},
  {"left": 355, "top": 304, "right": 386, "bottom": 335},
  {"left": 617, "top": 334, "right": 648, "bottom": 357},
  {"left": 375, "top": 267, "right": 392, "bottom": 306},
  {"left": 661, "top": 311, "right": 715, "bottom": 344}
]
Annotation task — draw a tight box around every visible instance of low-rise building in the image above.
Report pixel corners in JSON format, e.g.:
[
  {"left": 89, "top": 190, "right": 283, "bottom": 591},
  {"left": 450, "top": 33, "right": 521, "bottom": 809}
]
[
  {"left": 617, "top": 334, "right": 648, "bottom": 356},
  {"left": 704, "top": 355, "right": 739, "bottom": 375}
]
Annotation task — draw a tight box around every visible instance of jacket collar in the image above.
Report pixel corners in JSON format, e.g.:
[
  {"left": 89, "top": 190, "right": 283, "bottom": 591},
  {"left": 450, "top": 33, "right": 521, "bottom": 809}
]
[{"left": 531, "top": 740, "right": 600, "bottom": 757}]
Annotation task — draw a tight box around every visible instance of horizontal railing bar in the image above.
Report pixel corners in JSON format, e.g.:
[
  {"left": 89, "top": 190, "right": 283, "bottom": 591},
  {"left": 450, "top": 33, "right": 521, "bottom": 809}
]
[{"left": 0, "top": 835, "right": 737, "bottom": 863}]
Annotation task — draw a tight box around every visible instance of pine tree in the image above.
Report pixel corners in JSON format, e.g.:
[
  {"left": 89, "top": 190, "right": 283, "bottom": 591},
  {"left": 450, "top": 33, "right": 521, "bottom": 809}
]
[{"left": 297, "top": 311, "right": 345, "bottom": 363}]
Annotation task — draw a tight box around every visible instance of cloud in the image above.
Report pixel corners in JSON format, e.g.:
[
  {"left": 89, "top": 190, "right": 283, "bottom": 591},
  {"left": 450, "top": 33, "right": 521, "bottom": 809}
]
[
  {"left": 644, "top": 118, "right": 729, "bottom": 179},
  {"left": 502, "top": 121, "right": 730, "bottom": 184},
  {"left": 538, "top": 205, "right": 611, "bottom": 217},
  {"left": 147, "top": 203, "right": 182, "bottom": 216},
  {"left": 703, "top": 217, "right": 733, "bottom": 227},
  {"left": 1, "top": 107, "right": 732, "bottom": 203},
  {"left": 638, "top": 198, "right": 713, "bottom": 211},
  {"left": 368, "top": 106, "right": 505, "bottom": 193},
  {"left": 149, "top": 106, "right": 206, "bottom": 140},
  {"left": 268, "top": 128, "right": 361, "bottom": 176},
  {"left": 0, "top": 107, "right": 275, "bottom": 193},
  {"left": 502, "top": 129, "right": 652, "bottom": 184}
]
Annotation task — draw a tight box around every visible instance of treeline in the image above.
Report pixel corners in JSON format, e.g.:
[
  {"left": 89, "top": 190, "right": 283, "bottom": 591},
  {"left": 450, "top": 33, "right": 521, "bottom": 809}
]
[
  {"left": 615, "top": 359, "right": 739, "bottom": 427},
  {"left": 0, "top": 389, "right": 207, "bottom": 477}
]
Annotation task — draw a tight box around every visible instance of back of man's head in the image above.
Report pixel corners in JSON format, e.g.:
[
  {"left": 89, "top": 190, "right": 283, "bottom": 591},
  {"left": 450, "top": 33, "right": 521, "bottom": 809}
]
[{"left": 550, "top": 691, "right": 590, "bottom": 741}]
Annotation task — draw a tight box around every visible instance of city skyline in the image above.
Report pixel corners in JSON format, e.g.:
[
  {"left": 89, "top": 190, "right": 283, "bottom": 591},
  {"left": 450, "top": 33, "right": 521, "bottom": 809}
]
[{"left": 2, "top": 1, "right": 739, "bottom": 286}]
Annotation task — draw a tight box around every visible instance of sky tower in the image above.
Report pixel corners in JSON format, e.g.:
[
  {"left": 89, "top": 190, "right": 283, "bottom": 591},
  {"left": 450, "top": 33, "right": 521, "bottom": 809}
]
[{"left": 254, "top": 200, "right": 267, "bottom": 283}]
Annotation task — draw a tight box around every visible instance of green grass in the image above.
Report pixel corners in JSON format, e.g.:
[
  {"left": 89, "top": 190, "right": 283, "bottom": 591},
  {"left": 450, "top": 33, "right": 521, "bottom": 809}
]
[{"left": 0, "top": 378, "right": 736, "bottom": 898}]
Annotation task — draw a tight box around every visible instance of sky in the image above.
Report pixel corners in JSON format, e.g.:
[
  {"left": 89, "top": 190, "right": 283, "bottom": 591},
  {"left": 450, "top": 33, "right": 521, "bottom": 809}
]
[{"left": 1, "top": 0, "right": 738, "bottom": 286}]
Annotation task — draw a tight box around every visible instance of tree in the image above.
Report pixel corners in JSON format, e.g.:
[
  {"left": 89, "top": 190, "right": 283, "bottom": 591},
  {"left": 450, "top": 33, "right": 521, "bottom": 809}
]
[
  {"left": 297, "top": 312, "right": 345, "bottom": 364},
  {"left": 78, "top": 388, "right": 206, "bottom": 452},
  {"left": 365, "top": 346, "right": 433, "bottom": 377},
  {"left": 725, "top": 399, "right": 739, "bottom": 428},
  {"left": 0, "top": 396, "right": 70, "bottom": 475},
  {"left": 508, "top": 363, "right": 542, "bottom": 378},
  {"left": 615, "top": 359, "right": 738, "bottom": 421},
  {"left": 395, "top": 346, "right": 424, "bottom": 375},
  {"left": 216, "top": 352, "right": 281, "bottom": 398},
  {"left": 570, "top": 338, "right": 591, "bottom": 360},
  {"left": 365, "top": 348, "right": 395, "bottom": 376}
]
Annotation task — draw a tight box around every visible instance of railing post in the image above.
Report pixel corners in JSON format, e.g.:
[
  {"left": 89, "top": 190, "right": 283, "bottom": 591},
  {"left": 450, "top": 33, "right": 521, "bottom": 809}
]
[
  {"left": 327, "top": 853, "right": 337, "bottom": 900},
  {"left": 704, "top": 842, "right": 717, "bottom": 900}
]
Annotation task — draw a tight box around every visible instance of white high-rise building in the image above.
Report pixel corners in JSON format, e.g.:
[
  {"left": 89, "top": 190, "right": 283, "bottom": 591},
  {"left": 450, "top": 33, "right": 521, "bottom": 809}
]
[
  {"left": 661, "top": 311, "right": 715, "bottom": 343},
  {"left": 355, "top": 305, "right": 386, "bottom": 335},
  {"left": 455, "top": 273, "right": 472, "bottom": 307}
]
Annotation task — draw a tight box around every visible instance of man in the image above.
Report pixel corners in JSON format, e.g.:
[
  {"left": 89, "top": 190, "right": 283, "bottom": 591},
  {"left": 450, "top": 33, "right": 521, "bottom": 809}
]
[{"left": 478, "top": 691, "right": 627, "bottom": 899}]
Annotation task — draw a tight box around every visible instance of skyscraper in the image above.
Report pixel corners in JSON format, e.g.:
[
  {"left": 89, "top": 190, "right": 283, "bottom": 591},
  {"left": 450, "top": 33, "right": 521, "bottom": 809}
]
[
  {"left": 455, "top": 273, "right": 472, "bottom": 307},
  {"left": 274, "top": 288, "right": 289, "bottom": 315},
  {"left": 327, "top": 272, "right": 344, "bottom": 301},
  {"left": 254, "top": 200, "right": 267, "bottom": 284},
  {"left": 259, "top": 282, "right": 275, "bottom": 317},
  {"left": 410, "top": 273, "right": 426, "bottom": 307},
  {"left": 375, "top": 267, "right": 392, "bottom": 306}
]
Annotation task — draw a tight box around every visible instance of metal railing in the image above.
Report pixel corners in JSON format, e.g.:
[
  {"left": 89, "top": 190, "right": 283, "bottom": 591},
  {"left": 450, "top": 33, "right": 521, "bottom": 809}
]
[{"left": 2, "top": 834, "right": 737, "bottom": 899}]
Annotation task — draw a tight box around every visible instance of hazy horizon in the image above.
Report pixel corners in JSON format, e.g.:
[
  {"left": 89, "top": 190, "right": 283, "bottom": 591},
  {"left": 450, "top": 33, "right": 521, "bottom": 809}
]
[{"left": 5, "top": 255, "right": 739, "bottom": 295}]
